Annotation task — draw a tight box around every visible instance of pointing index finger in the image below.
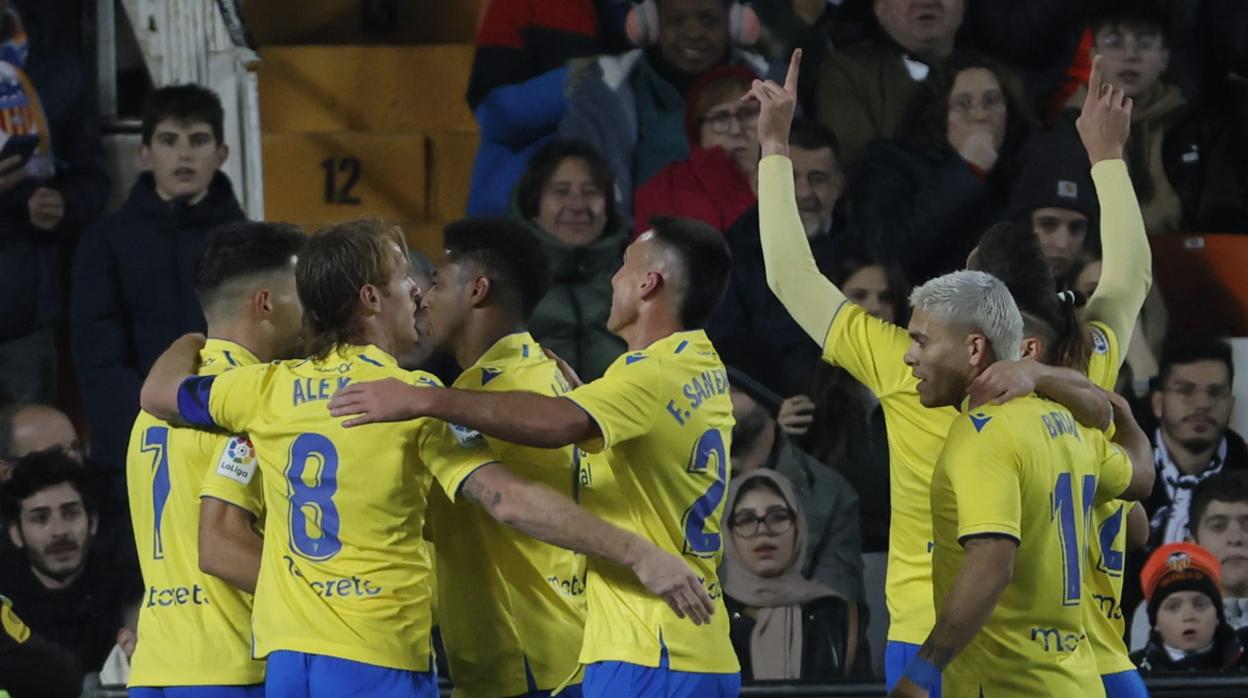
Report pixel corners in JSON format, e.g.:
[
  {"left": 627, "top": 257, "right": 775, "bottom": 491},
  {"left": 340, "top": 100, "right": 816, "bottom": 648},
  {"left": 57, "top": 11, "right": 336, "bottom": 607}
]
[
  {"left": 1086, "top": 55, "right": 1103, "bottom": 104},
  {"left": 783, "top": 48, "right": 802, "bottom": 95}
]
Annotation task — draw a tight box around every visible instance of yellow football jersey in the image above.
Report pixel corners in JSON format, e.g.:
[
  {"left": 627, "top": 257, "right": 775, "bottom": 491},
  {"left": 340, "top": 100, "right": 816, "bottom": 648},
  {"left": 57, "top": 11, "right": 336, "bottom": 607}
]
[
  {"left": 566, "top": 330, "right": 738, "bottom": 674},
  {"left": 1081, "top": 322, "right": 1136, "bottom": 674},
  {"left": 427, "top": 333, "right": 587, "bottom": 697},
  {"left": 930, "top": 396, "right": 1133, "bottom": 697},
  {"left": 176, "top": 344, "right": 495, "bottom": 671},
  {"left": 821, "top": 302, "right": 957, "bottom": 645},
  {"left": 127, "top": 339, "right": 265, "bottom": 687}
]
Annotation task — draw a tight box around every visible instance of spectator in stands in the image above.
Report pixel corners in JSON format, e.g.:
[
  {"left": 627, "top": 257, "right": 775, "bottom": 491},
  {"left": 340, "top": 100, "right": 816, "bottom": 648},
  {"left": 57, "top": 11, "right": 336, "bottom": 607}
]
[
  {"left": 0, "top": 595, "right": 84, "bottom": 698},
  {"left": 723, "top": 468, "right": 869, "bottom": 680},
  {"left": 728, "top": 368, "right": 864, "bottom": 603},
  {"left": 632, "top": 65, "right": 759, "bottom": 235},
  {"left": 1071, "top": 1, "right": 1248, "bottom": 235},
  {"left": 511, "top": 140, "right": 627, "bottom": 380},
  {"left": 560, "top": 0, "right": 767, "bottom": 222},
  {"left": 1132, "top": 542, "right": 1248, "bottom": 673},
  {"left": 0, "top": 403, "right": 84, "bottom": 479},
  {"left": 1145, "top": 337, "right": 1248, "bottom": 547},
  {"left": 848, "top": 52, "right": 1032, "bottom": 284},
  {"left": 814, "top": 0, "right": 965, "bottom": 173},
  {"left": 465, "top": 0, "right": 631, "bottom": 216},
  {"left": 0, "top": 450, "right": 135, "bottom": 672},
  {"left": 1189, "top": 472, "right": 1248, "bottom": 630},
  {"left": 708, "top": 119, "right": 847, "bottom": 398},
  {"left": 787, "top": 255, "right": 907, "bottom": 554},
  {"left": 70, "top": 85, "right": 244, "bottom": 480},
  {"left": 1008, "top": 126, "right": 1098, "bottom": 280},
  {"left": 0, "top": 0, "right": 109, "bottom": 404}
]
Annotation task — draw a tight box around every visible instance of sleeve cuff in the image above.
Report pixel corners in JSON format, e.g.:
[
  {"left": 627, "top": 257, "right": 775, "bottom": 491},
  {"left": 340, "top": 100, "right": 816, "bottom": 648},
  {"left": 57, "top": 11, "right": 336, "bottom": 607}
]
[{"left": 177, "top": 376, "right": 219, "bottom": 429}]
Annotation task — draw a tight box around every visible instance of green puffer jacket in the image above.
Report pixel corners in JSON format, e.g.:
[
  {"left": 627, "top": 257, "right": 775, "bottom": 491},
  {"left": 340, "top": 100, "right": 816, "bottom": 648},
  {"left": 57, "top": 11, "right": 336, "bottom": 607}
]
[{"left": 511, "top": 206, "right": 628, "bottom": 381}]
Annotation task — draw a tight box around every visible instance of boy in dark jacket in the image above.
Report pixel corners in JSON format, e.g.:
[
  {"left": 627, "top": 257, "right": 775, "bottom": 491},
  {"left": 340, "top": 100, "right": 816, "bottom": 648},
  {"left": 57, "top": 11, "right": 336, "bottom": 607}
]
[
  {"left": 70, "top": 85, "right": 244, "bottom": 480},
  {"left": 1132, "top": 542, "right": 1248, "bottom": 673}
]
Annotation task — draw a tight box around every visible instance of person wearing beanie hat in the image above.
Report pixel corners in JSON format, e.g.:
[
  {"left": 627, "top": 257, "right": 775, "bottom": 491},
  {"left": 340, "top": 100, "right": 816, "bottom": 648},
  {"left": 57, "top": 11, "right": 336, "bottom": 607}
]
[
  {"left": 1008, "top": 124, "right": 1100, "bottom": 278},
  {"left": 1131, "top": 542, "right": 1248, "bottom": 673},
  {"left": 632, "top": 65, "right": 761, "bottom": 237}
]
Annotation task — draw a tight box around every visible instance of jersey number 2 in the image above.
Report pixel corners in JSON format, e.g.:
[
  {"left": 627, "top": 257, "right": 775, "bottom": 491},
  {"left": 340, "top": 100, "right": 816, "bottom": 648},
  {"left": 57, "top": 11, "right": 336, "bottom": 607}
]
[
  {"left": 286, "top": 433, "right": 343, "bottom": 561},
  {"left": 1053, "top": 472, "right": 1097, "bottom": 606},
  {"left": 142, "top": 426, "right": 171, "bottom": 560},
  {"left": 681, "top": 429, "right": 727, "bottom": 557}
]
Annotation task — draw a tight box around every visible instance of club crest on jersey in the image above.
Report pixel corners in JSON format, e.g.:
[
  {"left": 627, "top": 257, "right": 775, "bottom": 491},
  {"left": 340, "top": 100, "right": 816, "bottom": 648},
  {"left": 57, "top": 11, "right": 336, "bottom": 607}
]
[
  {"left": 1092, "top": 329, "right": 1109, "bottom": 355},
  {"left": 216, "top": 436, "right": 258, "bottom": 485},
  {"left": 450, "top": 423, "right": 483, "bottom": 446}
]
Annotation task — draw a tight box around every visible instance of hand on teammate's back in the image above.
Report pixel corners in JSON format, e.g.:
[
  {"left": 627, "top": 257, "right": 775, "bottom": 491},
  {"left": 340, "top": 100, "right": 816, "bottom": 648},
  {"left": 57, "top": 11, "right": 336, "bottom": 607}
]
[
  {"left": 543, "top": 348, "right": 584, "bottom": 389},
  {"left": 742, "top": 49, "right": 802, "bottom": 156},
  {"left": 629, "top": 542, "right": 717, "bottom": 625},
  {"left": 329, "top": 378, "right": 425, "bottom": 427},
  {"left": 1076, "top": 55, "right": 1133, "bottom": 165},
  {"left": 967, "top": 360, "right": 1038, "bottom": 409}
]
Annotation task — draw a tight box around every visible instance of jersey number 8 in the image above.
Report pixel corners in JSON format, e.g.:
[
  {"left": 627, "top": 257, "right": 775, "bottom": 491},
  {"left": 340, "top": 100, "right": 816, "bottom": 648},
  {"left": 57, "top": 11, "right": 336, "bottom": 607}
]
[{"left": 286, "top": 433, "right": 343, "bottom": 561}]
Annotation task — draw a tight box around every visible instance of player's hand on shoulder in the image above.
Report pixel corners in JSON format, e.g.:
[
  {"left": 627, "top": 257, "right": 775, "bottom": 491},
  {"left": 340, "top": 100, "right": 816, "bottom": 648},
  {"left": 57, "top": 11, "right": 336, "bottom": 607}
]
[
  {"left": 968, "top": 359, "right": 1037, "bottom": 409},
  {"left": 543, "top": 347, "right": 584, "bottom": 389},
  {"left": 629, "top": 542, "right": 715, "bottom": 626},
  {"left": 329, "top": 377, "right": 425, "bottom": 427}
]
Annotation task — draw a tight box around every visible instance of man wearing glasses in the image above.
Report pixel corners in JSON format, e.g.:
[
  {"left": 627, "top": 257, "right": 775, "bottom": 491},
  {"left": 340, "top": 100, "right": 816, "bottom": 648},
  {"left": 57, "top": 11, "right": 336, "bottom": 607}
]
[{"left": 1144, "top": 336, "right": 1248, "bottom": 547}]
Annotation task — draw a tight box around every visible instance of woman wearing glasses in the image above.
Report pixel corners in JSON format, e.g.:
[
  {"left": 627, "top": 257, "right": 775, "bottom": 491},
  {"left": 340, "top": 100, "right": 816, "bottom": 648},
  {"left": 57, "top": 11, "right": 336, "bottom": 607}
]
[
  {"left": 846, "top": 51, "right": 1033, "bottom": 285},
  {"left": 632, "top": 65, "right": 761, "bottom": 237},
  {"left": 723, "top": 469, "right": 870, "bottom": 681}
]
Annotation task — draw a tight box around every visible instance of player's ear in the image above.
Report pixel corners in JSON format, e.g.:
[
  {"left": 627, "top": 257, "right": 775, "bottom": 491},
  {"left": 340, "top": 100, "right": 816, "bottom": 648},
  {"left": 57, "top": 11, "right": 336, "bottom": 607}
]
[
  {"left": 253, "top": 288, "right": 273, "bottom": 318},
  {"left": 359, "top": 283, "right": 382, "bottom": 313},
  {"left": 1020, "top": 337, "right": 1042, "bottom": 361},
  {"left": 469, "top": 274, "right": 491, "bottom": 307},
  {"left": 967, "top": 333, "right": 991, "bottom": 368},
  {"left": 640, "top": 270, "right": 664, "bottom": 300}
]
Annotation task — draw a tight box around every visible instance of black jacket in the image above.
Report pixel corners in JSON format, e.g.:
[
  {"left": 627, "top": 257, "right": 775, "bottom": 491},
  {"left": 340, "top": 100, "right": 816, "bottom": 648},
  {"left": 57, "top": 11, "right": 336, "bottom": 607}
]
[
  {"left": 1132, "top": 624, "right": 1248, "bottom": 674},
  {"left": 0, "top": 547, "right": 136, "bottom": 672},
  {"left": 0, "top": 595, "right": 82, "bottom": 698},
  {"left": 726, "top": 594, "right": 870, "bottom": 681},
  {"left": 1157, "top": 106, "right": 1248, "bottom": 233},
  {"left": 70, "top": 172, "right": 245, "bottom": 473},
  {"left": 707, "top": 205, "right": 855, "bottom": 398},
  {"left": 846, "top": 139, "right": 1016, "bottom": 285}
]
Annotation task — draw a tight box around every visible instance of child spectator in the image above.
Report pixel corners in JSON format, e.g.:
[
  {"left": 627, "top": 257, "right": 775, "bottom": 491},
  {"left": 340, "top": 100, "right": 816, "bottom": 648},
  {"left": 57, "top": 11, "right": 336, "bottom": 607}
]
[
  {"left": 848, "top": 52, "right": 1033, "bottom": 285},
  {"left": 70, "top": 84, "right": 244, "bottom": 479},
  {"left": 1132, "top": 542, "right": 1248, "bottom": 673},
  {"left": 632, "top": 65, "right": 759, "bottom": 235},
  {"left": 1189, "top": 472, "right": 1248, "bottom": 630},
  {"left": 723, "top": 469, "right": 869, "bottom": 680},
  {"left": 510, "top": 139, "right": 628, "bottom": 380}
]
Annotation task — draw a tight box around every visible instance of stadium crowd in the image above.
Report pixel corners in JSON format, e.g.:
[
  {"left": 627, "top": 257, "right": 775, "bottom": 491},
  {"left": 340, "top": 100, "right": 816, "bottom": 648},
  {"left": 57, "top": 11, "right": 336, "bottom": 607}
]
[{"left": 2, "top": 0, "right": 1248, "bottom": 696}]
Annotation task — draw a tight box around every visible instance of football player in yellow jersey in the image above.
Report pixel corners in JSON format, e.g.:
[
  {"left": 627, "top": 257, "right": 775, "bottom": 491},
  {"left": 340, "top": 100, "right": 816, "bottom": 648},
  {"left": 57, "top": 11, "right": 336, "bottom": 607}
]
[
  {"left": 418, "top": 218, "right": 589, "bottom": 698},
  {"left": 330, "top": 216, "right": 741, "bottom": 697},
  {"left": 887, "top": 270, "right": 1155, "bottom": 698},
  {"left": 126, "top": 221, "right": 305, "bottom": 698},
  {"left": 140, "top": 219, "right": 711, "bottom": 698},
  {"left": 748, "top": 51, "right": 1154, "bottom": 695}
]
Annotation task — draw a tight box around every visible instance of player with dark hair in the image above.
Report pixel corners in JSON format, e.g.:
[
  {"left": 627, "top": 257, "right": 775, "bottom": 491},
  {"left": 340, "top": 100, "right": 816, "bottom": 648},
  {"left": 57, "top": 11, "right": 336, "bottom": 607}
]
[
  {"left": 126, "top": 220, "right": 305, "bottom": 697},
  {"left": 327, "top": 215, "right": 742, "bottom": 696}
]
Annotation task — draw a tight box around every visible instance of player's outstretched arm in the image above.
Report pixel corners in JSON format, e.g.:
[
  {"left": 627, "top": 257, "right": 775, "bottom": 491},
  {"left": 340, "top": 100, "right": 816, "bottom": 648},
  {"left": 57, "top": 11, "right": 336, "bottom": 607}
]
[
  {"left": 199, "top": 497, "right": 262, "bottom": 594},
  {"left": 746, "top": 49, "right": 847, "bottom": 344},
  {"left": 329, "top": 379, "right": 598, "bottom": 448},
  {"left": 890, "top": 535, "right": 1017, "bottom": 698},
  {"left": 1105, "top": 390, "right": 1156, "bottom": 501},
  {"left": 139, "top": 332, "right": 206, "bottom": 423},
  {"left": 1078, "top": 55, "right": 1151, "bottom": 356},
  {"left": 969, "top": 360, "right": 1112, "bottom": 430},
  {"left": 462, "top": 463, "right": 716, "bottom": 624}
]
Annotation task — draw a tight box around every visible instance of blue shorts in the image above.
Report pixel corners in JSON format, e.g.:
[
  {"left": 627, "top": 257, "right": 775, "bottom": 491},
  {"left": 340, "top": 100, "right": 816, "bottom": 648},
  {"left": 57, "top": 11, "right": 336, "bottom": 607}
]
[
  {"left": 583, "top": 650, "right": 739, "bottom": 698},
  {"left": 885, "top": 641, "right": 942, "bottom": 698},
  {"left": 1102, "top": 669, "right": 1150, "bottom": 698},
  {"left": 511, "top": 689, "right": 583, "bottom": 698},
  {"left": 129, "top": 687, "right": 264, "bottom": 698},
  {"left": 264, "top": 651, "right": 437, "bottom": 698}
]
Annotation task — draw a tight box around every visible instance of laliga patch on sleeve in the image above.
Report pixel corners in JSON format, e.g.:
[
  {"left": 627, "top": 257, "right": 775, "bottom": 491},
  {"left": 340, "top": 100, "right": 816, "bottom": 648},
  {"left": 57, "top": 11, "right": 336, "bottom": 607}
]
[
  {"left": 450, "top": 423, "right": 484, "bottom": 447},
  {"left": 216, "top": 436, "right": 258, "bottom": 484},
  {"left": 1092, "top": 327, "right": 1110, "bottom": 355}
]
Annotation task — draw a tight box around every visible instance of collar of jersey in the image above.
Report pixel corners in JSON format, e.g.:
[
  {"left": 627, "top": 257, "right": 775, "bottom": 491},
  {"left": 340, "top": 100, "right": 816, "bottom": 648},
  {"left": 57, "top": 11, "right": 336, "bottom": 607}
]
[
  {"left": 201, "top": 337, "right": 261, "bottom": 366},
  {"left": 336, "top": 343, "right": 399, "bottom": 369},
  {"left": 644, "top": 329, "right": 709, "bottom": 355},
  {"left": 469, "top": 331, "right": 538, "bottom": 371}
]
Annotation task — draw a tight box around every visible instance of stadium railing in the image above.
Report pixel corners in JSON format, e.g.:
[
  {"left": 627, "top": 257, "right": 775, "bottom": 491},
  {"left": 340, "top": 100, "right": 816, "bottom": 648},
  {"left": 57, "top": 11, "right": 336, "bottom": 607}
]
[{"left": 90, "top": 675, "right": 1248, "bottom": 698}]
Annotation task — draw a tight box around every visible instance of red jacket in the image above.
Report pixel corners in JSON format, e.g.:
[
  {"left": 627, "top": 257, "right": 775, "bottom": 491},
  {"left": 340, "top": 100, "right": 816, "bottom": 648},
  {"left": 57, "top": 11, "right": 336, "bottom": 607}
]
[{"left": 631, "top": 145, "right": 756, "bottom": 238}]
